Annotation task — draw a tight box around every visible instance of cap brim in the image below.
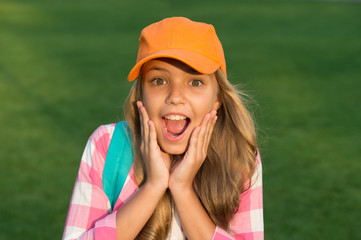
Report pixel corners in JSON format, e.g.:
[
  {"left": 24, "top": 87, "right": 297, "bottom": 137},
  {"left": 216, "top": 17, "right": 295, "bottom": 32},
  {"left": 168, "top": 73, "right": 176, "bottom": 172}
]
[{"left": 127, "top": 49, "right": 220, "bottom": 81}]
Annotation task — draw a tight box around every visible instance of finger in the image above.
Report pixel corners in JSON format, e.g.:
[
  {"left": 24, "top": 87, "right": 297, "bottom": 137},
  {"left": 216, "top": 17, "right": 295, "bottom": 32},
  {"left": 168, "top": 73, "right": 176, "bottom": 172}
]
[
  {"left": 198, "top": 112, "right": 211, "bottom": 138},
  {"left": 137, "top": 101, "right": 151, "bottom": 155},
  {"left": 148, "top": 120, "right": 158, "bottom": 151},
  {"left": 149, "top": 120, "right": 171, "bottom": 170},
  {"left": 160, "top": 150, "right": 171, "bottom": 170},
  {"left": 137, "top": 101, "right": 145, "bottom": 140},
  {"left": 186, "top": 126, "right": 200, "bottom": 161},
  {"left": 203, "top": 111, "right": 216, "bottom": 144},
  {"left": 138, "top": 102, "right": 150, "bottom": 145},
  {"left": 140, "top": 106, "right": 150, "bottom": 134},
  {"left": 203, "top": 114, "right": 217, "bottom": 155},
  {"left": 203, "top": 111, "right": 217, "bottom": 153},
  {"left": 148, "top": 120, "right": 172, "bottom": 177},
  {"left": 197, "top": 113, "right": 212, "bottom": 159}
]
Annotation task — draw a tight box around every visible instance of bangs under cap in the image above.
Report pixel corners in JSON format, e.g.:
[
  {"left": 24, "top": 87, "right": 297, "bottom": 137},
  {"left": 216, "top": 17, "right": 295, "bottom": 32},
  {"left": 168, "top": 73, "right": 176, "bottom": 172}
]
[{"left": 127, "top": 17, "right": 227, "bottom": 81}]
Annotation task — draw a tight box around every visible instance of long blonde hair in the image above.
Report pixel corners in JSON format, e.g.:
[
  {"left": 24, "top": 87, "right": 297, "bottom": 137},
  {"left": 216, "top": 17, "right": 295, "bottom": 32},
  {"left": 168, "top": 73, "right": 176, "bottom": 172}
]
[{"left": 123, "top": 68, "right": 258, "bottom": 239}]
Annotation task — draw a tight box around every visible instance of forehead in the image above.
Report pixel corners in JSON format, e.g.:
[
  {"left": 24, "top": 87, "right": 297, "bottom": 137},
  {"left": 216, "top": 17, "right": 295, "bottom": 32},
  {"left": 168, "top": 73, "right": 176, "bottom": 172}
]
[{"left": 141, "top": 58, "right": 202, "bottom": 76}]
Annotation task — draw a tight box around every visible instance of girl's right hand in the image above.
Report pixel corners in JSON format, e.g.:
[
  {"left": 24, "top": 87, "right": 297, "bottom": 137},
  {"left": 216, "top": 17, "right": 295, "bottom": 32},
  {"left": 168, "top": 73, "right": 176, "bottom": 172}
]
[{"left": 137, "top": 101, "right": 170, "bottom": 191}]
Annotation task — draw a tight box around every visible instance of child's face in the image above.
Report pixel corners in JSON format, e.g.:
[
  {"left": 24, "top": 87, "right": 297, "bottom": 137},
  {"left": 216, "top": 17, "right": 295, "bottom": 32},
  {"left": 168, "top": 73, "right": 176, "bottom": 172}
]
[{"left": 141, "top": 58, "right": 220, "bottom": 155}]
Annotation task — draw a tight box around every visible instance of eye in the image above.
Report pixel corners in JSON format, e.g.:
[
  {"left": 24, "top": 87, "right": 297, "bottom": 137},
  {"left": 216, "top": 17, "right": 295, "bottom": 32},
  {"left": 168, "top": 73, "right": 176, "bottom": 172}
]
[
  {"left": 189, "top": 79, "right": 203, "bottom": 87},
  {"left": 152, "top": 78, "right": 167, "bottom": 86}
]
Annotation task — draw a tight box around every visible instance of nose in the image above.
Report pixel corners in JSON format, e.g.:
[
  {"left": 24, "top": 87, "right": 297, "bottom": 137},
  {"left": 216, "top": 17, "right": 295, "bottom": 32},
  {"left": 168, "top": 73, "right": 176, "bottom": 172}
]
[{"left": 165, "top": 83, "right": 186, "bottom": 105}]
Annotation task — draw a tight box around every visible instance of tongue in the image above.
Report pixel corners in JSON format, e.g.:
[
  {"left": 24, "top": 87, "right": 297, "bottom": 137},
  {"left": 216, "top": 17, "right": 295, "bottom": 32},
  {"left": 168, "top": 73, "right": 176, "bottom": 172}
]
[{"left": 165, "top": 119, "right": 187, "bottom": 135}]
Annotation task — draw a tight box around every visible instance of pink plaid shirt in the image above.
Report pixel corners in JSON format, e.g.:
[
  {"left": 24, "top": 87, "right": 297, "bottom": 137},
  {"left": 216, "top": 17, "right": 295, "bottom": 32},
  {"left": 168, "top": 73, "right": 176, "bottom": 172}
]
[{"left": 62, "top": 123, "right": 263, "bottom": 240}]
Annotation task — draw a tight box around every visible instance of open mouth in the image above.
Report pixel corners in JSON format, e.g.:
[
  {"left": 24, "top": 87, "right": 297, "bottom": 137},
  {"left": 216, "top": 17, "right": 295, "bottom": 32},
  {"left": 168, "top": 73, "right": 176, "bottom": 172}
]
[{"left": 161, "top": 114, "right": 191, "bottom": 140}]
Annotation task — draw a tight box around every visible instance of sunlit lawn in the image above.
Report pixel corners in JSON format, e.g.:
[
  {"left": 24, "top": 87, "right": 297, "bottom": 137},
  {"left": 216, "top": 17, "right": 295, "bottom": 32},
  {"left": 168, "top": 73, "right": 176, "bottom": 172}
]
[{"left": 0, "top": 0, "right": 360, "bottom": 239}]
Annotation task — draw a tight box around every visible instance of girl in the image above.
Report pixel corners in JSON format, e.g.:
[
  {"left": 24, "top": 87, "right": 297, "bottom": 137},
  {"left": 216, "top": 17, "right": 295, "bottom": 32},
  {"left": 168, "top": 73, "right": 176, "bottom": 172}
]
[{"left": 63, "top": 17, "right": 263, "bottom": 240}]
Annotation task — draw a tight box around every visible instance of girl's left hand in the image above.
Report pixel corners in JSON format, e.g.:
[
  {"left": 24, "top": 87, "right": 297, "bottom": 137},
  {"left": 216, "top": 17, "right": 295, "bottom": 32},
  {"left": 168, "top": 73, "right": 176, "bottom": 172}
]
[{"left": 168, "top": 110, "right": 218, "bottom": 193}]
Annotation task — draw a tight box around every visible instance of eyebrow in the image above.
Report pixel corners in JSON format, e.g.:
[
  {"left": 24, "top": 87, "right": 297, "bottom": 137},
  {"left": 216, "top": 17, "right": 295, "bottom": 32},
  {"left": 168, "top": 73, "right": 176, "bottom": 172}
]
[{"left": 147, "top": 67, "right": 170, "bottom": 73}]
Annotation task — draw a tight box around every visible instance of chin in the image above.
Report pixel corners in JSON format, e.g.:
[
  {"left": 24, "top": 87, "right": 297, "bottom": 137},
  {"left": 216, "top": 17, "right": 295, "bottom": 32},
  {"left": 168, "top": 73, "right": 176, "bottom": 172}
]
[{"left": 159, "top": 142, "right": 188, "bottom": 155}]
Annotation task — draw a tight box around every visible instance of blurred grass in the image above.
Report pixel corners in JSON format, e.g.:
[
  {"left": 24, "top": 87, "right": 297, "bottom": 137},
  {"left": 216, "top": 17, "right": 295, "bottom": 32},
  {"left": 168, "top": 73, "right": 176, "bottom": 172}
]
[{"left": 0, "top": 0, "right": 360, "bottom": 239}]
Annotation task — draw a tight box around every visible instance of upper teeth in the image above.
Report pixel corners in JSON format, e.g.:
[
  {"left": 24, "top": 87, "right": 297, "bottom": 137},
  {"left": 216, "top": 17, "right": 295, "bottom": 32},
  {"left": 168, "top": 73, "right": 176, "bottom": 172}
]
[{"left": 165, "top": 115, "right": 186, "bottom": 120}]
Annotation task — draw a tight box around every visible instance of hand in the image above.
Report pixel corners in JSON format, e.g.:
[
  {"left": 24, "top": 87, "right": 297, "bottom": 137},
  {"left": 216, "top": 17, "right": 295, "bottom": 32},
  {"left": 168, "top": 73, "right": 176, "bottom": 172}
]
[
  {"left": 169, "top": 110, "right": 218, "bottom": 193},
  {"left": 137, "top": 101, "right": 170, "bottom": 190}
]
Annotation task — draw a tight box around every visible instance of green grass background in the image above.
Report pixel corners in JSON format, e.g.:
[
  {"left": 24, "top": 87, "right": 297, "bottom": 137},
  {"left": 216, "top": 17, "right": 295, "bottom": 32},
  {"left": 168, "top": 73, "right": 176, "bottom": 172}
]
[{"left": 1, "top": 0, "right": 360, "bottom": 239}]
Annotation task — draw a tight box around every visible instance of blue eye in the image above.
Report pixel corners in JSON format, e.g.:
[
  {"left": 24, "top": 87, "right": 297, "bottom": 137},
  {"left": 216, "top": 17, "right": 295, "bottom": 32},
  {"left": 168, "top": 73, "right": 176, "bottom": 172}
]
[
  {"left": 189, "top": 79, "right": 203, "bottom": 87},
  {"left": 152, "top": 78, "right": 167, "bottom": 86}
]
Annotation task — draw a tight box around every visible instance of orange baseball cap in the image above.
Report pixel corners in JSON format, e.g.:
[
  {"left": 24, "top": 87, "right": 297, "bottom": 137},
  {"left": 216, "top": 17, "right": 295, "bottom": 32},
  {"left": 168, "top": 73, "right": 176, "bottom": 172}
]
[{"left": 127, "top": 17, "right": 227, "bottom": 81}]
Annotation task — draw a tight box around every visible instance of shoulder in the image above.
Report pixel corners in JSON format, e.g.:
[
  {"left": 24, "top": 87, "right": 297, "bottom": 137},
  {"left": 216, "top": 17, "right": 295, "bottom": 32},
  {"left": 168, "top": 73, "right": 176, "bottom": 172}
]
[
  {"left": 250, "top": 150, "right": 262, "bottom": 189},
  {"left": 88, "top": 123, "right": 117, "bottom": 144},
  {"left": 79, "top": 122, "right": 132, "bottom": 184},
  {"left": 81, "top": 122, "right": 122, "bottom": 170},
  {"left": 88, "top": 121, "right": 130, "bottom": 143},
  {"left": 240, "top": 150, "right": 262, "bottom": 199},
  {"left": 230, "top": 151, "right": 264, "bottom": 236}
]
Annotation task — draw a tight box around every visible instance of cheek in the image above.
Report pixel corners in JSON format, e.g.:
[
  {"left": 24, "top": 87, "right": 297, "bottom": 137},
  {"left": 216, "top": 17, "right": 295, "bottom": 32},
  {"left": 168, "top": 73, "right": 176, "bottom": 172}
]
[
  {"left": 192, "top": 105, "right": 213, "bottom": 126},
  {"left": 141, "top": 92, "right": 158, "bottom": 117},
  {"left": 193, "top": 95, "right": 218, "bottom": 117}
]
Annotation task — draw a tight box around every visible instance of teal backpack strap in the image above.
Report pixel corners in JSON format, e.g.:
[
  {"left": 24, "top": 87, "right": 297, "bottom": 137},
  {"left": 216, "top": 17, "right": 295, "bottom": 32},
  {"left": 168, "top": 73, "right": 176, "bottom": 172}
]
[{"left": 103, "top": 121, "right": 133, "bottom": 210}]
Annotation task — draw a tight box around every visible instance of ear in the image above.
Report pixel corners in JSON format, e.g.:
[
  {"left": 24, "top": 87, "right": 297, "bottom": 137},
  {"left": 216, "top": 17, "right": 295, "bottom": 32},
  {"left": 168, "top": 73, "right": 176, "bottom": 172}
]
[
  {"left": 212, "top": 72, "right": 222, "bottom": 111},
  {"left": 213, "top": 99, "right": 221, "bottom": 111}
]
